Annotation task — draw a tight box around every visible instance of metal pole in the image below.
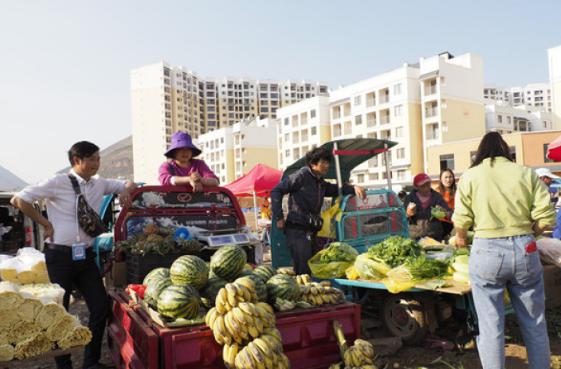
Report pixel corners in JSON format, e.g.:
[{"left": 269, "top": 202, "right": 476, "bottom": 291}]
[
  {"left": 252, "top": 191, "right": 259, "bottom": 230},
  {"left": 384, "top": 143, "right": 392, "bottom": 190},
  {"left": 333, "top": 142, "right": 344, "bottom": 198}
]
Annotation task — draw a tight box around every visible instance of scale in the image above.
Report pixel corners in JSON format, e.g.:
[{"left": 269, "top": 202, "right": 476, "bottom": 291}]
[{"left": 194, "top": 232, "right": 250, "bottom": 248}]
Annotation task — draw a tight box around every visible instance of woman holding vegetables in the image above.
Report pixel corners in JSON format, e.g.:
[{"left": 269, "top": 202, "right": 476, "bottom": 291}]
[
  {"left": 403, "top": 172, "right": 451, "bottom": 241},
  {"left": 436, "top": 169, "right": 457, "bottom": 238},
  {"left": 453, "top": 131, "right": 555, "bottom": 369}
]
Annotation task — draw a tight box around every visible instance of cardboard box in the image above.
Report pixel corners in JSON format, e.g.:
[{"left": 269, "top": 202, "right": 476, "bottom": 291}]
[{"left": 543, "top": 264, "right": 561, "bottom": 309}]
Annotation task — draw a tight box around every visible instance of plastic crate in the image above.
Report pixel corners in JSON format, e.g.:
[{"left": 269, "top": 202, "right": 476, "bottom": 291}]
[
  {"left": 125, "top": 252, "right": 184, "bottom": 284},
  {"left": 109, "top": 290, "right": 361, "bottom": 369}
]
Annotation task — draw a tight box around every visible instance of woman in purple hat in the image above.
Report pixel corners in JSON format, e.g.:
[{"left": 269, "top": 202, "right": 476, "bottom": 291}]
[{"left": 158, "top": 131, "right": 219, "bottom": 191}]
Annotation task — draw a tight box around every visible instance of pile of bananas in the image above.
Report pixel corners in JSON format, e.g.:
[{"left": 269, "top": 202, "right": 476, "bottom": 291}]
[
  {"left": 274, "top": 298, "right": 312, "bottom": 312},
  {"left": 276, "top": 267, "right": 296, "bottom": 276},
  {"left": 329, "top": 339, "right": 377, "bottom": 369},
  {"left": 214, "top": 278, "right": 259, "bottom": 315},
  {"left": 205, "top": 278, "right": 291, "bottom": 369},
  {"left": 300, "top": 282, "right": 345, "bottom": 306},
  {"left": 225, "top": 328, "right": 290, "bottom": 369},
  {"left": 295, "top": 274, "right": 313, "bottom": 286}
]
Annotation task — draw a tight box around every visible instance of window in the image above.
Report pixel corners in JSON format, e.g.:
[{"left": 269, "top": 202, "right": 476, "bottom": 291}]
[
  {"left": 394, "top": 105, "right": 403, "bottom": 117},
  {"left": 285, "top": 149, "right": 290, "bottom": 157},
  {"left": 355, "top": 115, "right": 363, "bottom": 125},
  {"left": 357, "top": 174, "right": 364, "bottom": 183},
  {"left": 396, "top": 148, "right": 405, "bottom": 159},
  {"left": 310, "top": 109, "right": 316, "bottom": 118},
  {"left": 393, "top": 83, "right": 402, "bottom": 95},
  {"left": 497, "top": 115, "right": 503, "bottom": 124},
  {"left": 439, "top": 154, "right": 454, "bottom": 171},
  {"left": 369, "top": 173, "right": 379, "bottom": 181},
  {"left": 395, "top": 127, "right": 403, "bottom": 138},
  {"left": 311, "top": 126, "right": 317, "bottom": 135},
  {"left": 284, "top": 118, "right": 289, "bottom": 126},
  {"left": 510, "top": 146, "right": 517, "bottom": 162},
  {"left": 544, "top": 144, "right": 554, "bottom": 163},
  {"left": 284, "top": 133, "right": 289, "bottom": 142},
  {"left": 507, "top": 116, "right": 511, "bottom": 125},
  {"left": 354, "top": 96, "right": 362, "bottom": 105}
]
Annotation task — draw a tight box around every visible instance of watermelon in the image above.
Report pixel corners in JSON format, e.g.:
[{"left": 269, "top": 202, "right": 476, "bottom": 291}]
[
  {"left": 170, "top": 255, "right": 209, "bottom": 290},
  {"left": 157, "top": 285, "right": 200, "bottom": 319},
  {"left": 144, "top": 277, "right": 172, "bottom": 308},
  {"left": 236, "top": 275, "right": 267, "bottom": 302},
  {"left": 210, "top": 245, "right": 247, "bottom": 281},
  {"left": 253, "top": 265, "right": 276, "bottom": 282},
  {"left": 143, "top": 267, "right": 170, "bottom": 286},
  {"left": 266, "top": 274, "right": 301, "bottom": 302},
  {"left": 200, "top": 277, "right": 228, "bottom": 308}
]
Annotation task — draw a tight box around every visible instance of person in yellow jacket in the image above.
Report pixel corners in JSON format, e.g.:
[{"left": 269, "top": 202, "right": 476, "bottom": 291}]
[{"left": 453, "top": 131, "right": 556, "bottom": 369}]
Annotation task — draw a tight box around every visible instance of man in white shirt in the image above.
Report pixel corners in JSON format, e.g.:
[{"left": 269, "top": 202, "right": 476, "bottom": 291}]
[{"left": 11, "top": 141, "right": 136, "bottom": 369}]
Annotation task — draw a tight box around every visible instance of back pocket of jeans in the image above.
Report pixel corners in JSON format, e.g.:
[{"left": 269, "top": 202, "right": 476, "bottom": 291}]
[
  {"left": 524, "top": 251, "right": 543, "bottom": 278},
  {"left": 471, "top": 247, "right": 504, "bottom": 280}
]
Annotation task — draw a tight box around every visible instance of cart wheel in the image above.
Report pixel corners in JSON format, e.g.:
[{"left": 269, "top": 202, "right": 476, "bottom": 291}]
[{"left": 382, "top": 294, "right": 429, "bottom": 344}]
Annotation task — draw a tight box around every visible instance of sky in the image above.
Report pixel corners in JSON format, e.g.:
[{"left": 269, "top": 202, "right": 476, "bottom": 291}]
[{"left": 1, "top": 0, "right": 560, "bottom": 184}]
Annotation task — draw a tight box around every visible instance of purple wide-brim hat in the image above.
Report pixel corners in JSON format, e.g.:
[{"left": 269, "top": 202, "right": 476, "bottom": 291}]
[{"left": 164, "top": 131, "right": 202, "bottom": 158}]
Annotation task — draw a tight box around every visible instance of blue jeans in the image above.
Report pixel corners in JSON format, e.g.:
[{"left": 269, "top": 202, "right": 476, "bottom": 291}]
[{"left": 470, "top": 234, "right": 550, "bottom": 369}]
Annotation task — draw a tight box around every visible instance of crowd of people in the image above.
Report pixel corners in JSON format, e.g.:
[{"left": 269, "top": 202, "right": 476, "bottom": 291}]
[{"left": 7, "top": 128, "right": 559, "bottom": 369}]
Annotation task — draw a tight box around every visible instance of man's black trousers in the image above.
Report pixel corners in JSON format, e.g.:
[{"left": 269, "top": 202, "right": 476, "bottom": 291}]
[{"left": 45, "top": 247, "right": 110, "bottom": 369}]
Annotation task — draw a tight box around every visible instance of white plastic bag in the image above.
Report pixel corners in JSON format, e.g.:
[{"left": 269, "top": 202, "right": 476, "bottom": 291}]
[{"left": 537, "top": 238, "right": 561, "bottom": 268}]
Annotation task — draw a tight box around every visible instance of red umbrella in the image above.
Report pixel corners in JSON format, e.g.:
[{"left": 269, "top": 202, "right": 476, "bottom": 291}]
[{"left": 547, "top": 134, "right": 561, "bottom": 161}]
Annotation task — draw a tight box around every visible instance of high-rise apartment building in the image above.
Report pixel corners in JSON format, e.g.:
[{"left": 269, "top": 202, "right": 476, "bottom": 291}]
[
  {"left": 276, "top": 52, "right": 485, "bottom": 188},
  {"left": 131, "top": 61, "right": 327, "bottom": 183},
  {"left": 485, "top": 103, "right": 552, "bottom": 133},
  {"left": 276, "top": 96, "right": 332, "bottom": 169},
  {"left": 484, "top": 83, "right": 552, "bottom": 112},
  {"left": 549, "top": 45, "right": 561, "bottom": 129},
  {"left": 196, "top": 118, "right": 279, "bottom": 184}
]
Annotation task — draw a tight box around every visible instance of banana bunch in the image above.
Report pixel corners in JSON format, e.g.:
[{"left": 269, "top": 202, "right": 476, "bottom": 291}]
[
  {"left": 276, "top": 267, "right": 296, "bottom": 276},
  {"left": 342, "top": 339, "right": 376, "bottom": 369},
  {"left": 233, "top": 328, "right": 290, "bottom": 369},
  {"left": 300, "top": 282, "right": 344, "bottom": 306},
  {"left": 215, "top": 279, "right": 258, "bottom": 314},
  {"left": 206, "top": 301, "right": 276, "bottom": 345},
  {"left": 295, "top": 274, "right": 313, "bottom": 286}
]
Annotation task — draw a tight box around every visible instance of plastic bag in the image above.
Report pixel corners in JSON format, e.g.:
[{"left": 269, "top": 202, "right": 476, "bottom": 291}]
[
  {"left": 308, "top": 242, "right": 358, "bottom": 279},
  {"left": 353, "top": 254, "right": 391, "bottom": 281},
  {"left": 317, "top": 201, "right": 341, "bottom": 239},
  {"left": 383, "top": 265, "right": 417, "bottom": 293},
  {"left": 308, "top": 252, "right": 353, "bottom": 279},
  {"left": 537, "top": 238, "right": 561, "bottom": 268},
  {"left": 0, "top": 248, "right": 50, "bottom": 284}
]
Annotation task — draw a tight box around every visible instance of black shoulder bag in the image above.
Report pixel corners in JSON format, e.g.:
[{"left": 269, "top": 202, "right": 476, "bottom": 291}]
[{"left": 68, "top": 175, "right": 107, "bottom": 237}]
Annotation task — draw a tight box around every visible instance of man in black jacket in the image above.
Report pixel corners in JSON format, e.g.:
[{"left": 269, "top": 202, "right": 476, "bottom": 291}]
[{"left": 271, "top": 148, "right": 366, "bottom": 274}]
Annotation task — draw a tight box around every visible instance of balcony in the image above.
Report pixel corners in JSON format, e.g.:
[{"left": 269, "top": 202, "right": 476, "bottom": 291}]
[
  {"left": 425, "top": 107, "right": 438, "bottom": 118},
  {"left": 378, "top": 88, "right": 390, "bottom": 104},
  {"left": 425, "top": 86, "right": 437, "bottom": 96}
]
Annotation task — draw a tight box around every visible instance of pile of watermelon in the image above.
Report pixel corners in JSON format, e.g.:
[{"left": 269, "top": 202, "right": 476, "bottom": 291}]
[{"left": 140, "top": 244, "right": 303, "bottom": 322}]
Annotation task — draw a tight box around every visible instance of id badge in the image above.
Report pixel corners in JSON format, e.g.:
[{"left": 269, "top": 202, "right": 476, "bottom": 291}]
[{"left": 72, "top": 243, "right": 88, "bottom": 261}]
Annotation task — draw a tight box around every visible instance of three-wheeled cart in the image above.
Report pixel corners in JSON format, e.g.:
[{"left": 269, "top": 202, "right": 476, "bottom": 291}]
[{"left": 270, "top": 138, "right": 480, "bottom": 344}]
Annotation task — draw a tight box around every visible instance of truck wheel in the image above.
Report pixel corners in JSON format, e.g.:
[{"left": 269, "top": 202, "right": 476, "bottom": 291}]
[{"left": 382, "top": 294, "right": 429, "bottom": 344}]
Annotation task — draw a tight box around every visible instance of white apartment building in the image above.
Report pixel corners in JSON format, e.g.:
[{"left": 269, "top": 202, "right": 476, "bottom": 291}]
[
  {"left": 484, "top": 83, "right": 552, "bottom": 112},
  {"left": 328, "top": 64, "right": 423, "bottom": 187},
  {"left": 485, "top": 103, "right": 552, "bottom": 133},
  {"left": 549, "top": 45, "right": 561, "bottom": 129},
  {"left": 276, "top": 52, "right": 486, "bottom": 189},
  {"left": 276, "top": 96, "right": 332, "bottom": 170},
  {"left": 131, "top": 61, "right": 327, "bottom": 183},
  {"left": 196, "top": 118, "right": 279, "bottom": 184}
]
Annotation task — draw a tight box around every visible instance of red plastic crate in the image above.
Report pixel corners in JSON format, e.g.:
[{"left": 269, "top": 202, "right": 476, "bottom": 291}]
[{"left": 109, "top": 290, "right": 361, "bottom": 369}]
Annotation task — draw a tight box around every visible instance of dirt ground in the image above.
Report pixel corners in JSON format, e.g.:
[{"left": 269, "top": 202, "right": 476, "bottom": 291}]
[{"left": 5, "top": 297, "right": 561, "bottom": 369}]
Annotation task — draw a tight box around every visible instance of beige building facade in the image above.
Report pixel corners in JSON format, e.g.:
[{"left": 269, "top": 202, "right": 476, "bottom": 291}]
[{"left": 426, "top": 130, "right": 561, "bottom": 177}]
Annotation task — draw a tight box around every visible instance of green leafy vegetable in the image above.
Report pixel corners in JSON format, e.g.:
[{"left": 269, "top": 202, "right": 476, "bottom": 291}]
[{"left": 367, "top": 236, "right": 421, "bottom": 267}]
